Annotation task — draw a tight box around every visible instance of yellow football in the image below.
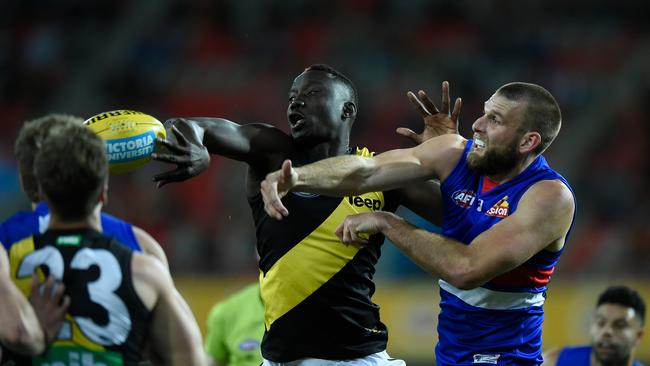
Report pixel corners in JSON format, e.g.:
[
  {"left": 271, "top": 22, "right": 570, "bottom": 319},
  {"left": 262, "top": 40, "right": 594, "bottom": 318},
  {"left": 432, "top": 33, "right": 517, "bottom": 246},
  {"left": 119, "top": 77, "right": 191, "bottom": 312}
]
[{"left": 84, "top": 110, "right": 166, "bottom": 174}]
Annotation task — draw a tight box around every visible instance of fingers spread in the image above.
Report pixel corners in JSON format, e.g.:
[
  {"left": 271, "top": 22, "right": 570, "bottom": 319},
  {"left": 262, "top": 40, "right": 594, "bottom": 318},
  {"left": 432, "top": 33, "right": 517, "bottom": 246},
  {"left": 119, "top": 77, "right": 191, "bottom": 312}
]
[
  {"left": 418, "top": 90, "right": 440, "bottom": 114},
  {"left": 441, "top": 81, "right": 450, "bottom": 114},
  {"left": 152, "top": 169, "right": 191, "bottom": 185},
  {"left": 407, "top": 91, "right": 431, "bottom": 116},
  {"left": 171, "top": 125, "right": 190, "bottom": 146},
  {"left": 156, "top": 138, "right": 186, "bottom": 154},
  {"left": 451, "top": 97, "right": 462, "bottom": 123}
]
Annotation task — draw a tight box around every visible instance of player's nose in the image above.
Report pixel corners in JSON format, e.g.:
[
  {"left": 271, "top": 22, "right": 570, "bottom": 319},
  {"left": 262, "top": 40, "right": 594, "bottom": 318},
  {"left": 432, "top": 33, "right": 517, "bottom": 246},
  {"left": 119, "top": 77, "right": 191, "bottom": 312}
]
[
  {"left": 289, "top": 98, "right": 305, "bottom": 110},
  {"left": 472, "top": 116, "right": 486, "bottom": 133}
]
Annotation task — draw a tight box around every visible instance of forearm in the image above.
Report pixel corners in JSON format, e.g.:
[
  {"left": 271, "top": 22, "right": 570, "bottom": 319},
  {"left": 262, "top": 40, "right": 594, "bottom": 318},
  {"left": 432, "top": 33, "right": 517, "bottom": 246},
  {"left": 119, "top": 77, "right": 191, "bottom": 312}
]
[
  {"left": 293, "top": 155, "right": 381, "bottom": 195},
  {"left": 377, "top": 213, "right": 484, "bottom": 289},
  {"left": 0, "top": 284, "right": 45, "bottom": 355}
]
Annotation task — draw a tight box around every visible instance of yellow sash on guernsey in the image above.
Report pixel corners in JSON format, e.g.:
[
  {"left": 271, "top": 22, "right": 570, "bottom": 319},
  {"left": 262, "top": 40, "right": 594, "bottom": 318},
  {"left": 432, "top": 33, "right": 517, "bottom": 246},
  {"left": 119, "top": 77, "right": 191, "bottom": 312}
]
[
  {"left": 260, "top": 147, "right": 384, "bottom": 328},
  {"left": 9, "top": 237, "right": 105, "bottom": 352}
]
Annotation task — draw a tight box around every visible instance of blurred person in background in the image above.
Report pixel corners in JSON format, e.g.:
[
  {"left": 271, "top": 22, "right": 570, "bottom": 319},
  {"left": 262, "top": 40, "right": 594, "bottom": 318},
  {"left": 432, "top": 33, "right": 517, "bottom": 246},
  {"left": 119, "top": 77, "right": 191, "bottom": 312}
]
[
  {"left": 153, "top": 64, "right": 461, "bottom": 365},
  {"left": 204, "top": 282, "right": 264, "bottom": 366},
  {"left": 543, "top": 285, "right": 645, "bottom": 366},
  {"left": 5, "top": 123, "right": 206, "bottom": 366},
  {"left": 261, "top": 82, "right": 576, "bottom": 365},
  {"left": 0, "top": 114, "right": 169, "bottom": 269}
]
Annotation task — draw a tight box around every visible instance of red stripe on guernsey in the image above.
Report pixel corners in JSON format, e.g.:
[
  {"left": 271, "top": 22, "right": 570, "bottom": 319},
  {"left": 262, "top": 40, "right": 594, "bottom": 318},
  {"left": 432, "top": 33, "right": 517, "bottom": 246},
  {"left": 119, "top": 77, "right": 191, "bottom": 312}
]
[{"left": 489, "top": 266, "right": 555, "bottom": 287}]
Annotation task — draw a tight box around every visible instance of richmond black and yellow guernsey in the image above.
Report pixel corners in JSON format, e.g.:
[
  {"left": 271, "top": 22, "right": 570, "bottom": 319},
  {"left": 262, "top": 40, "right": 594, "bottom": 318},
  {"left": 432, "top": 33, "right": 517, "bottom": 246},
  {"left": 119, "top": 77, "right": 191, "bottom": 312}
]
[{"left": 248, "top": 147, "right": 398, "bottom": 362}]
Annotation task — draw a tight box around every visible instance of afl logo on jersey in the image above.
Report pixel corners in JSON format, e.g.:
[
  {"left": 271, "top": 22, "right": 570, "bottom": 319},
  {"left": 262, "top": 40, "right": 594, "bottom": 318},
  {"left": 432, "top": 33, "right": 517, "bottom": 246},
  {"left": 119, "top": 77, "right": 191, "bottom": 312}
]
[{"left": 452, "top": 189, "right": 476, "bottom": 208}]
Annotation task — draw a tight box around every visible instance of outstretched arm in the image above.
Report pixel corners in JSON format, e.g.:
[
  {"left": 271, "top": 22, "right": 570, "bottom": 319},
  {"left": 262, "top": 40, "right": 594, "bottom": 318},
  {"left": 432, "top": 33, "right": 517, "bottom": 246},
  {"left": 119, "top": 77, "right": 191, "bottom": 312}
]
[
  {"left": 261, "top": 134, "right": 466, "bottom": 219},
  {"left": 152, "top": 118, "right": 292, "bottom": 187},
  {"left": 335, "top": 180, "right": 575, "bottom": 290}
]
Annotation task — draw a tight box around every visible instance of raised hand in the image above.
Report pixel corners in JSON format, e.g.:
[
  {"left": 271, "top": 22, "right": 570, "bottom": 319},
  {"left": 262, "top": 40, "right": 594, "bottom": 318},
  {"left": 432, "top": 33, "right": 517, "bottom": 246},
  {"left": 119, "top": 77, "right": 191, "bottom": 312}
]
[
  {"left": 260, "top": 160, "right": 298, "bottom": 220},
  {"left": 397, "top": 81, "right": 461, "bottom": 144},
  {"left": 29, "top": 274, "right": 70, "bottom": 346},
  {"left": 152, "top": 119, "right": 210, "bottom": 188}
]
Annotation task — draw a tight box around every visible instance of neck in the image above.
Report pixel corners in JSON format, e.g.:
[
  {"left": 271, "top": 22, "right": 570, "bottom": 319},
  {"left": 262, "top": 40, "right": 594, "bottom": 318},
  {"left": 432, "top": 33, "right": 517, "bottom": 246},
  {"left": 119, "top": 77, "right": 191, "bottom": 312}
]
[
  {"left": 47, "top": 206, "right": 102, "bottom": 232},
  {"left": 486, "top": 154, "right": 538, "bottom": 184},
  {"left": 294, "top": 137, "right": 350, "bottom": 166}
]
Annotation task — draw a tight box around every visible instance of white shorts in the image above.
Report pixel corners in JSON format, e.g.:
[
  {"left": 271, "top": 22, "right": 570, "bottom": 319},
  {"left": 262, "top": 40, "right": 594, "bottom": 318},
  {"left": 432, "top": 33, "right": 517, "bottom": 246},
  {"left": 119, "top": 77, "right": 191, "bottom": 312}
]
[{"left": 262, "top": 351, "right": 406, "bottom": 366}]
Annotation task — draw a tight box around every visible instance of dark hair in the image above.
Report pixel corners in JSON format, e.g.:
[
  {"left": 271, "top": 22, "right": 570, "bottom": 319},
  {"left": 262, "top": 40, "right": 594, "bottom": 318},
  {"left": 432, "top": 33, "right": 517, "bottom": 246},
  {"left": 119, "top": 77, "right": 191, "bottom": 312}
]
[
  {"left": 34, "top": 124, "right": 108, "bottom": 221},
  {"left": 14, "top": 114, "right": 84, "bottom": 202},
  {"left": 496, "top": 82, "right": 561, "bottom": 155},
  {"left": 304, "top": 64, "right": 358, "bottom": 107},
  {"left": 598, "top": 285, "right": 646, "bottom": 325}
]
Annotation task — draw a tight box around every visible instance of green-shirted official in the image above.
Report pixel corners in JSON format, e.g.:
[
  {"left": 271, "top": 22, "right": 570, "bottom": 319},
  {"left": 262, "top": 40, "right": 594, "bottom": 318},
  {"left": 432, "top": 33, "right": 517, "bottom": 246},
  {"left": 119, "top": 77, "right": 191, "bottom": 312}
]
[{"left": 205, "top": 283, "right": 265, "bottom": 366}]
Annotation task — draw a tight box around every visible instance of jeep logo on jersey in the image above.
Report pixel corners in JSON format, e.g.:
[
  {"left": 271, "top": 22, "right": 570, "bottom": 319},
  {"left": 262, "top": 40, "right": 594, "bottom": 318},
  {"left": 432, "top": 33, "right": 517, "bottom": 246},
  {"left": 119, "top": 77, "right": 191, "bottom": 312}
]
[
  {"left": 348, "top": 196, "right": 382, "bottom": 210},
  {"left": 485, "top": 196, "right": 509, "bottom": 218},
  {"left": 452, "top": 189, "right": 476, "bottom": 208}
]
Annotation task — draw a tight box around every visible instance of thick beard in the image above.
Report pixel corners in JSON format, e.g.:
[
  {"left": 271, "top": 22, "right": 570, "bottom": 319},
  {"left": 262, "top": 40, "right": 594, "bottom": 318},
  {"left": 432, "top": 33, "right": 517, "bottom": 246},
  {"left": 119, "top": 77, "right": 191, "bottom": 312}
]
[{"left": 466, "top": 139, "right": 519, "bottom": 176}]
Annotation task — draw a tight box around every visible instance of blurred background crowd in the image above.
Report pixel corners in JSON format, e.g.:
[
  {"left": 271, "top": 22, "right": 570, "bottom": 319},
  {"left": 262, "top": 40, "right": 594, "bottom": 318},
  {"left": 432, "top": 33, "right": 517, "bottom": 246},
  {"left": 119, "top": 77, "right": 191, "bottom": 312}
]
[{"left": 1, "top": 0, "right": 649, "bottom": 363}]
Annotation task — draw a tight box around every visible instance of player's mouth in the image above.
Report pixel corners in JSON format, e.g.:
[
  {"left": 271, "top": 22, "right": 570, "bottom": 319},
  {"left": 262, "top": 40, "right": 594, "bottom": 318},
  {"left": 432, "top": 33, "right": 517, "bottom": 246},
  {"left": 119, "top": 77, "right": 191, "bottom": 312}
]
[
  {"left": 595, "top": 341, "right": 617, "bottom": 355},
  {"left": 473, "top": 135, "right": 486, "bottom": 151},
  {"left": 289, "top": 112, "right": 306, "bottom": 131}
]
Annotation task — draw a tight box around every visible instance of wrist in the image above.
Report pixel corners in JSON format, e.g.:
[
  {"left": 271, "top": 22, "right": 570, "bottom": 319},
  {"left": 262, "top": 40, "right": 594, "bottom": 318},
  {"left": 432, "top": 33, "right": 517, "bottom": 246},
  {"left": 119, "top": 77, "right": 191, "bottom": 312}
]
[{"left": 376, "top": 211, "right": 402, "bottom": 233}]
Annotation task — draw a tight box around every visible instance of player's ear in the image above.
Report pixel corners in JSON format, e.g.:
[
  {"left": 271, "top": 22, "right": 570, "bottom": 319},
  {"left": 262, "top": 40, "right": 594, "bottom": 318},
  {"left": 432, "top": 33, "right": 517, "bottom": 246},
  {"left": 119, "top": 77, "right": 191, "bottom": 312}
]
[
  {"left": 99, "top": 180, "right": 109, "bottom": 205},
  {"left": 519, "top": 131, "right": 541, "bottom": 154},
  {"left": 342, "top": 102, "right": 356, "bottom": 120}
]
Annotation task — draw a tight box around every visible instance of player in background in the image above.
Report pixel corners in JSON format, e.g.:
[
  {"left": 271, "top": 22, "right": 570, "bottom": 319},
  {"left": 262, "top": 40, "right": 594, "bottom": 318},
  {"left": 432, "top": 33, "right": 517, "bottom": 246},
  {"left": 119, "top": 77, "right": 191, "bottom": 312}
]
[
  {"left": 204, "top": 282, "right": 264, "bottom": 366},
  {"left": 0, "top": 114, "right": 168, "bottom": 268},
  {"left": 153, "top": 64, "right": 461, "bottom": 364},
  {"left": 5, "top": 123, "right": 206, "bottom": 365},
  {"left": 261, "top": 82, "right": 576, "bottom": 365},
  {"left": 543, "top": 285, "right": 646, "bottom": 366}
]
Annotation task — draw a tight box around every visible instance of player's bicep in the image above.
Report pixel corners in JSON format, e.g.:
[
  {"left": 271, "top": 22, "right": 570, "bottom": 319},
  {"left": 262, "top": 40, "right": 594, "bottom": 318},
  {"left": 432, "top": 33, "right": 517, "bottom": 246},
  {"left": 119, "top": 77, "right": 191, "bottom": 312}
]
[
  {"left": 200, "top": 120, "right": 291, "bottom": 164},
  {"left": 471, "top": 181, "right": 575, "bottom": 274}
]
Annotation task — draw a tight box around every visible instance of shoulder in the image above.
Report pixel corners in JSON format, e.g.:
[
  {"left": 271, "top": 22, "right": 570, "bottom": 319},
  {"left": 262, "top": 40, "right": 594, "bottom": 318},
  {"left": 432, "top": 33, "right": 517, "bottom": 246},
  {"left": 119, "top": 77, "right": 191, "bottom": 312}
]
[
  {"left": 132, "top": 226, "right": 169, "bottom": 269},
  {"left": 0, "top": 210, "right": 39, "bottom": 248},
  {"left": 523, "top": 179, "right": 575, "bottom": 213}
]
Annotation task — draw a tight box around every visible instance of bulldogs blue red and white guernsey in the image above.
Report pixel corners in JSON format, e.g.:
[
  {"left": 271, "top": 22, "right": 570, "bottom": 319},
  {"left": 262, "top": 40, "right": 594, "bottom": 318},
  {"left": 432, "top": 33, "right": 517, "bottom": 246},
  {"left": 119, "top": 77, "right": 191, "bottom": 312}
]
[{"left": 437, "top": 140, "right": 575, "bottom": 365}]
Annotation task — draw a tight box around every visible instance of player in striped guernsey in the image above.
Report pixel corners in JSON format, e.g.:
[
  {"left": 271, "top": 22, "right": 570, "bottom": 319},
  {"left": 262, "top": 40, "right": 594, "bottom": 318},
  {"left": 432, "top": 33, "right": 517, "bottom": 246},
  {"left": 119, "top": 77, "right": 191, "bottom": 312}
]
[
  {"left": 153, "top": 64, "right": 461, "bottom": 364},
  {"left": 262, "top": 82, "right": 576, "bottom": 365}
]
